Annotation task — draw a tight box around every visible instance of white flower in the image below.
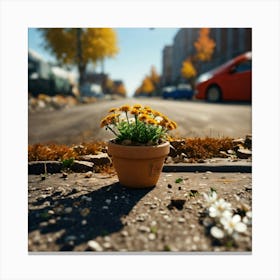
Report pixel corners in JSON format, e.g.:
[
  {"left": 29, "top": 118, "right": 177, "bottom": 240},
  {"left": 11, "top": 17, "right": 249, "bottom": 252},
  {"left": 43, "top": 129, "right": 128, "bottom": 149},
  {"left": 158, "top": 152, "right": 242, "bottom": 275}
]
[
  {"left": 242, "top": 211, "right": 252, "bottom": 225},
  {"left": 203, "top": 191, "right": 218, "bottom": 206},
  {"left": 221, "top": 214, "right": 247, "bottom": 235},
  {"left": 210, "top": 226, "right": 224, "bottom": 239},
  {"left": 208, "top": 198, "right": 232, "bottom": 219},
  {"left": 155, "top": 116, "right": 163, "bottom": 123}
]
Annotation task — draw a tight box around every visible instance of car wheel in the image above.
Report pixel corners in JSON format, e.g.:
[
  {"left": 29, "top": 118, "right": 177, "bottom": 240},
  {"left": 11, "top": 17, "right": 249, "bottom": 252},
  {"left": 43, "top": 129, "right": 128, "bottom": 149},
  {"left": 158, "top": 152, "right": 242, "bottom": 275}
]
[{"left": 206, "top": 86, "right": 222, "bottom": 102}]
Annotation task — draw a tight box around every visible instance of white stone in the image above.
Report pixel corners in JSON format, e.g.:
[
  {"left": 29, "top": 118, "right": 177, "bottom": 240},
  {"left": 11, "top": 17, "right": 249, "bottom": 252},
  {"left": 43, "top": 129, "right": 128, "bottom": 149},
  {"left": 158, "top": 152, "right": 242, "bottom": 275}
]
[
  {"left": 148, "top": 233, "right": 156, "bottom": 241},
  {"left": 64, "top": 207, "right": 73, "bottom": 214},
  {"left": 87, "top": 240, "right": 103, "bottom": 251}
]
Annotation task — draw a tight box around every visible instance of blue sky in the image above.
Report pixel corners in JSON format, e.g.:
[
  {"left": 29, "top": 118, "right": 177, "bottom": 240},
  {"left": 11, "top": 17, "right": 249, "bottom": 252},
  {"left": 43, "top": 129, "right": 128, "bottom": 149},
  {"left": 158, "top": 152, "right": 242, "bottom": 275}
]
[{"left": 28, "top": 28, "right": 179, "bottom": 96}]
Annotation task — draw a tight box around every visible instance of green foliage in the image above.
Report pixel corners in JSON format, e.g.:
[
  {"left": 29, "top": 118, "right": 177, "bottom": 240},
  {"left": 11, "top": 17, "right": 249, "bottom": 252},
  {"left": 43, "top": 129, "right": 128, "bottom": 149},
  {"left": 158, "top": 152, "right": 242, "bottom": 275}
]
[
  {"left": 116, "top": 119, "right": 166, "bottom": 145},
  {"left": 62, "top": 158, "right": 74, "bottom": 168}
]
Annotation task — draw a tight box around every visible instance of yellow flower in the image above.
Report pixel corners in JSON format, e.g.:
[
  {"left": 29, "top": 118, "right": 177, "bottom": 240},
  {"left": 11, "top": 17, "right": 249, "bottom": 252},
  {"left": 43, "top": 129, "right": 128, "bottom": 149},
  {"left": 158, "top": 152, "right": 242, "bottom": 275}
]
[
  {"left": 108, "top": 113, "right": 119, "bottom": 122},
  {"left": 138, "top": 114, "right": 149, "bottom": 122},
  {"left": 170, "top": 121, "right": 178, "bottom": 129},
  {"left": 159, "top": 119, "right": 168, "bottom": 128},
  {"left": 133, "top": 104, "right": 142, "bottom": 110},
  {"left": 147, "top": 118, "right": 157, "bottom": 125},
  {"left": 108, "top": 107, "right": 118, "bottom": 113},
  {"left": 152, "top": 110, "right": 162, "bottom": 117},
  {"left": 166, "top": 121, "right": 176, "bottom": 130},
  {"left": 100, "top": 117, "right": 109, "bottom": 128},
  {"left": 120, "top": 105, "right": 131, "bottom": 112},
  {"left": 130, "top": 108, "right": 139, "bottom": 115},
  {"left": 144, "top": 106, "right": 152, "bottom": 114},
  {"left": 161, "top": 115, "right": 170, "bottom": 122}
]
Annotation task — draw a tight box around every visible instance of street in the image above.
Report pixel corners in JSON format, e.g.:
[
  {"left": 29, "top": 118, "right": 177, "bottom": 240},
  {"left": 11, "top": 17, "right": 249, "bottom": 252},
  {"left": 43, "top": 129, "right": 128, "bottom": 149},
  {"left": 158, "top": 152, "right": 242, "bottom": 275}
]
[{"left": 28, "top": 98, "right": 252, "bottom": 145}]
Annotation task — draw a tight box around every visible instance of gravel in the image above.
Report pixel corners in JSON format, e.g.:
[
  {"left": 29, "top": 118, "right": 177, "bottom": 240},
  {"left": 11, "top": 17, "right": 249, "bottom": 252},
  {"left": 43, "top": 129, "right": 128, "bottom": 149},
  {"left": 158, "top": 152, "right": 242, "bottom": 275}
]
[{"left": 28, "top": 171, "right": 252, "bottom": 252}]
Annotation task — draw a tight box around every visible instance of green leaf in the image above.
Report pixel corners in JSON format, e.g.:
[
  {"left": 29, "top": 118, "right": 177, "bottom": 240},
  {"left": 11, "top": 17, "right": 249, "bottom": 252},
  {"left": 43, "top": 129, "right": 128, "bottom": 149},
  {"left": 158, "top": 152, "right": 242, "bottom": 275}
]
[{"left": 175, "top": 178, "right": 183, "bottom": 184}]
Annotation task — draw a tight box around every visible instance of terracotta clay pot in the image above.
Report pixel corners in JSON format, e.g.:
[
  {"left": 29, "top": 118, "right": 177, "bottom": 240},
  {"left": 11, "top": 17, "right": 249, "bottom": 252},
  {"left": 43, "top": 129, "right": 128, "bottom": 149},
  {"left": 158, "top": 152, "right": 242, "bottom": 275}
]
[{"left": 107, "top": 141, "right": 170, "bottom": 188}]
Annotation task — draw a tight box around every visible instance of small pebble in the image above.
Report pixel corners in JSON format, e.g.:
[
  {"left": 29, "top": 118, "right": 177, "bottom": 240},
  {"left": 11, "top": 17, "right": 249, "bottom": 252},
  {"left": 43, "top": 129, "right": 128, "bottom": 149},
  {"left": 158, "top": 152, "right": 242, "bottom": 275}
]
[
  {"left": 136, "top": 215, "right": 145, "bottom": 222},
  {"left": 148, "top": 233, "right": 156, "bottom": 241},
  {"left": 121, "top": 231, "right": 128, "bottom": 237},
  {"left": 39, "top": 221, "right": 48, "bottom": 227},
  {"left": 105, "top": 199, "right": 111, "bottom": 205},
  {"left": 178, "top": 217, "right": 185, "bottom": 223},
  {"left": 138, "top": 226, "right": 150, "bottom": 233},
  {"left": 64, "top": 207, "right": 73, "bottom": 214},
  {"left": 87, "top": 240, "right": 103, "bottom": 251},
  {"left": 84, "top": 171, "right": 93, "bottom": 178},
  {"left": 193, "top": 236, "right": 200, "bottom": 242},
  {"left": 80, "top": 208, "right": 90, "bottom": 216},
  {"left": 150, "top": 204, "right": 157, "bottom": 209},
  {"left": 103, "top": 242, "right": 112, "bottom": 249},
  {"left": 104, "top": 236, "right": 111, "bottom": 242},
  {"left": 48, "top": 219, "right": 56, "bottom": 225},
  {"left": 150, "top": 220, "right": 157, "bottom": 227}
]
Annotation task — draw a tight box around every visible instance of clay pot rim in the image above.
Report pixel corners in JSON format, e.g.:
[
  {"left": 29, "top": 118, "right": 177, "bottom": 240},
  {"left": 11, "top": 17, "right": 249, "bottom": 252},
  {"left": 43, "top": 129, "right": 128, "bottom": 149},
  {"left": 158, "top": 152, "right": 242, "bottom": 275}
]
[
  {"left": 107, "top": 140, "right": 170, "bottom": 159},
  {"left": 108, "top": 139, "right": 169, "bottom": 147}
]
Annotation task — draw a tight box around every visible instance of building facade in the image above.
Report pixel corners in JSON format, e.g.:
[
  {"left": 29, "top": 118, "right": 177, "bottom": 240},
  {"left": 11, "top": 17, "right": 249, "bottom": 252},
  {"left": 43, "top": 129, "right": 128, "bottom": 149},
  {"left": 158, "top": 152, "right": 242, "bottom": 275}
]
[
  {"left": 162, "top": 28, "right": 252, "bottom": 86},
  {"left": 161, "top": 45, "right": 173, "bottom": 86}
]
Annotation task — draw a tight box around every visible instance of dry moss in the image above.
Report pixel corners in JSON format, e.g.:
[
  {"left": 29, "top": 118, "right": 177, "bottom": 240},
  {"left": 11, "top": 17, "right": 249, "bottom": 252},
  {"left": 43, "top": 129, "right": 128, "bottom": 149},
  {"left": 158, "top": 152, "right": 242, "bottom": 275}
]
[
  {"left": 175, "top": 137, "right": 234, "bottom": 159},
  {"left": 28, "top": 141, "right": 107, "bottom": 162},
  {"left": 28, "top": 137, "right": 235, "bottom": 162}
]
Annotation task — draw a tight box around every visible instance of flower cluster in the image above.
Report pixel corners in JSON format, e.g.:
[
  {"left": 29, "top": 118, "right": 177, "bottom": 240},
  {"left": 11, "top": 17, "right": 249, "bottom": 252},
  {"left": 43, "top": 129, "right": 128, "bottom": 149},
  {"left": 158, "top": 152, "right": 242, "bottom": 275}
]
[
  {"left": 100, "top": 104, "right": 177, "bottom": 145},
  {"left": 203, "top": 190, "right": 251, "bottom": 243}
]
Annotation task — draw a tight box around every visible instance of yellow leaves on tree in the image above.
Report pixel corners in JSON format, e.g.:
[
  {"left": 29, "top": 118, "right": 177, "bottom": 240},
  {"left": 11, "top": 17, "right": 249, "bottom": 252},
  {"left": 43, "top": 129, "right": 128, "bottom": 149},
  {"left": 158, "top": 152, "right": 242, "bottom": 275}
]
[
  {"left": 150, "top": 66, "right": 160, "bottom": 87},
  {"left": 181, "top": 58, "right": 197, "bottom": 79},
  {"left": 82, "top": 28, "right": 119, "bottom": 64},
  {"left": 135, "top": 65, "right": 159, "bottom": 96},
  {"left": 115, "top": 83, "right": 127, "bottom": 96},
  {"left": 39, "top": 28, "right": 119, "bottom": 87},
  {"left": 141, "top": 76, "right": 155, "bottom": 94},
  {"left": 194, "top": 28, "right": 216, "bottom": 62},
  {"left": 40, "top": 28, "right": 118, "bottom": 65}
]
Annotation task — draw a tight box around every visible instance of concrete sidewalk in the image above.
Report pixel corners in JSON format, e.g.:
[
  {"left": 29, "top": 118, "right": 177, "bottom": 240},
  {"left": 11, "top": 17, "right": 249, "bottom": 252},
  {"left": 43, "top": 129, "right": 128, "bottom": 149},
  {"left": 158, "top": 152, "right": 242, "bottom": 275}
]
[{"left": 28, "top": 167, "right": 252, "bottom": 252}]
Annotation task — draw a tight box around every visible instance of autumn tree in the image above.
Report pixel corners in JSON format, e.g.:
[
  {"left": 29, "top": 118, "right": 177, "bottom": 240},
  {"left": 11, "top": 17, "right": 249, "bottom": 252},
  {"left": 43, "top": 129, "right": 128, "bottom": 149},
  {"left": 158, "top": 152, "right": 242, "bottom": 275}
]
[
  {"left": 194, "top": 28, "right": 215, "bottom": 62},
  {"left": 149, "top": 66, "right": 160, "bottom": 94},
  {"left": 115, "top": 83, "right": 127, "bottom": 97},
  {"left": 39, "top": 28, "right": 118, "bottom": 88},
  {"left": 134, "top": 66, "right": 160, "bottom": 96},
  {"left": 181, "top": 58, "right": 197, "bottom": 80},
  {"left": 181, "top": 28, "right": 215, "bottom": 88}
]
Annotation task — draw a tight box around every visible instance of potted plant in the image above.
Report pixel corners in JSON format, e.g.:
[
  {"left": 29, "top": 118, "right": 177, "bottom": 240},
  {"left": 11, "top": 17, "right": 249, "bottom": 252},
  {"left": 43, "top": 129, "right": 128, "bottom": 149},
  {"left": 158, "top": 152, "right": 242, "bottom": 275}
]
[{"left": 100, "top": 104, "right": 177, "bottom": 188}]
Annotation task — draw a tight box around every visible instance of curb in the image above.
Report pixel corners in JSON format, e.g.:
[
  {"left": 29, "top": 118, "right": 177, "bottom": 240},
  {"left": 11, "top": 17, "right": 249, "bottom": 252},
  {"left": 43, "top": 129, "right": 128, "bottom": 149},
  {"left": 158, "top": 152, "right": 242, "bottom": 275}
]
[
  {"left": 28, "top": 160, "right": 252, "bottom": 175},
  {"left": 163, "top": 163, "right": 251, "bottom": 173}
]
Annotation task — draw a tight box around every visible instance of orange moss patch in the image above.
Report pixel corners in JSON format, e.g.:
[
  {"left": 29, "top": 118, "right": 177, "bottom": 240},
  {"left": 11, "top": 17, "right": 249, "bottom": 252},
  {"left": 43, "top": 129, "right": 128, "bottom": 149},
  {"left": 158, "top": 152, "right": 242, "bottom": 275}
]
[
  {"left": 171, "top": 137, "right": 235, "bottom": 159},
  {"left": 28, "top": 142, "right": 107, "bottom": 162},
  {"left": 28, "top": 137, "right": 235, "bottom": 162}
]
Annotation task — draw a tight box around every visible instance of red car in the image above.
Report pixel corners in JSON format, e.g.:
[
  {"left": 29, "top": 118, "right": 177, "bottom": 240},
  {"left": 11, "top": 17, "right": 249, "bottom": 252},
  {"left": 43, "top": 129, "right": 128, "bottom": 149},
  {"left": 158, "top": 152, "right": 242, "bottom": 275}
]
[{"left": 195, "top": 52, "right": 252, "bottom": 102}]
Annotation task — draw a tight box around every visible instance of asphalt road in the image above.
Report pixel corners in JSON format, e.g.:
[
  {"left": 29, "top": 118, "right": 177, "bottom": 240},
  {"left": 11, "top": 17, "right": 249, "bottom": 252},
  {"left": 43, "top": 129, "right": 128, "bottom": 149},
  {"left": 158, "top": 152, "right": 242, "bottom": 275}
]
[{"left": 28, "top": 98, "right": 252, "bottom": 145}]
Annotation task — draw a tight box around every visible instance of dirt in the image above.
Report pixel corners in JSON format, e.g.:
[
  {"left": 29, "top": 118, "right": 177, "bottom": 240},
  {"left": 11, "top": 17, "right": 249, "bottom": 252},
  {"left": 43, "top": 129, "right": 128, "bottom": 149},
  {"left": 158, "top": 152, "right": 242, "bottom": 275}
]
[{"left": 28, "top": 171, "right": 252, "bottom": 253}]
